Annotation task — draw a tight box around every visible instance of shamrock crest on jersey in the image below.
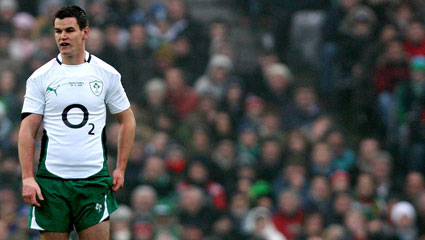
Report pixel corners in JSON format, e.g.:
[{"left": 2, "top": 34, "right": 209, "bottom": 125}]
[
  {"left": 46, "top": 85, "right": 60, "bottom": 96},
  {"left": 95, "top": 203, "right": 102, "bottom": 213},
  {"left": 90, "top": 80, "right": 103, "bottom": 96}
]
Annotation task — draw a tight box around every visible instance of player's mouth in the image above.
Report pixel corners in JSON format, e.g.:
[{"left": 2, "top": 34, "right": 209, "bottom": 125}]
[{"left": 60, "top": 43, "right": 70, "bottom": 47}]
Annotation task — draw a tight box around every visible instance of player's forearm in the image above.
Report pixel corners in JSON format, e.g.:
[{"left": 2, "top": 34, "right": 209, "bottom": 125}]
[
  {"left": 115, "top": 110, "right": 136, "bottom": 172},
  {"left": 18, "top": 114, "right": 42, "bottom": 179},
  {"left": 18, "top": 131, "right": 37, "bottom": 179}
]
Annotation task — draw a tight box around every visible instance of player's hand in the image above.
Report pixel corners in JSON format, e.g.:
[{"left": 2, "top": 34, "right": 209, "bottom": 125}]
[
  {"left": 22, "top": 177, "right": 44, "bottom": 207},
  {"left": 112, "top": 169, "right": 125, "bottom": 192}
]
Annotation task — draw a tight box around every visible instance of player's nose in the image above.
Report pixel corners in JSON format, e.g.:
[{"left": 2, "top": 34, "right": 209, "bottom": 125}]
[{"left": 60, "top": 31, "right": 68, "bottom": 39}]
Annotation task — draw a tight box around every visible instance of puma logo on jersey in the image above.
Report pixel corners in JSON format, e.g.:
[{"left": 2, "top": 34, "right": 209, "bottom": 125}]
[{"left": 46, "top": 85, "right": 60, "bottom": 96}]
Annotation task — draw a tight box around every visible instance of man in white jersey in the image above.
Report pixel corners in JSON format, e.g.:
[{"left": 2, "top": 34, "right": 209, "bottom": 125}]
[{"left": 18, "top": 5, "right": 136, "bottom": 240}]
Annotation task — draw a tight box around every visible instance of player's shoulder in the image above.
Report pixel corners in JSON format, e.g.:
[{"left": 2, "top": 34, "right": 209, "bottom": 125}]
[
  {"left": 28, "top": 58, "right": 60, "bottom": 80},
  {"left": 89, "top": 54, "right": 120, "bottom": 77}
]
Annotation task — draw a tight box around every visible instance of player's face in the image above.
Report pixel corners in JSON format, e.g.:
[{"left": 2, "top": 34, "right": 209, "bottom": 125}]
[{"left": 54, "top": 17, "right": 88, "bottom": 57}]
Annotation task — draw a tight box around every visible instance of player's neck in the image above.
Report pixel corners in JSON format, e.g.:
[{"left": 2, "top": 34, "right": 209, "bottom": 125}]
[{"left": 61, "top": 50, "right": 86, "bottom": 65}]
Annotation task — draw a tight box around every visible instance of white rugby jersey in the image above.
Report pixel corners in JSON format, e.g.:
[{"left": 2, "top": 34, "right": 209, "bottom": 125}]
[{"left": 22, "top": 52, "right": 130, "bottom": 179}]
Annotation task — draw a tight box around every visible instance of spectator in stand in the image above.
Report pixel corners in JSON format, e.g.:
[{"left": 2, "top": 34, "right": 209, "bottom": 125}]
[
  {"left": 172, "top": 34, "right": 202, "bottom": 83},
  {"left": 110, "top": 205, "right": 133, "bottom": 240},
  {"left": 206, "top": 213, "right": 241, "bottom": 240},
  {"left": 245, "top": 50, "right": 279, "bottom": 97},
  {"left": 0, "top": 102, "right": 12, "bottom": 152},
  {"left": 144, "top": 131, "right": 169, "bottom": 157},
  {"left": 208, "top": 19, "right": 232, "bottom": 57},
  {"left": 211, "top": 139, "right": 237, "bottom": 188},
  {"left": 273, "top": 190, "right": 305, "bottom": 239},
  {"left": 0, "top": 28, "right": 18, "bottom": 73},
  {"left": 272, "top": 163, "right": 309, "bottom": 203},
  {"left": 228, "top": 192, "right": 250, "bottom": 232},
  {"left": 373, "top": 38, "right": 410, "bottom": 95},
  {"left": 165, "top": 0, "right": 208, "bottom": 61},
  {"left": 403, "top": 20, "right": 425, "bottom": 58},
  {"left": 0, "top": 70, "right": 20, "bottom": 123},
  {"left": 344, "top": 209, "right": 368, "bottom": 240},
  {"left": 394, "top": 55, "right": 425, "bottom": 137},
  {"left": 109, "top": 0, "right": 145, "bottom": 28},
  {"left": 261, "top": 63, "right": 293, "bottom": 107},
  {"left": 305, "top": 114, "right": 334, "bottom": 144},
  {"left": 152, "top": 203, "right": 180, "bottom": 240},
  {"left": 0, "top": 0, "right": 17, "bottom": 29},
  {"left": 298, "top": 212, "right": 326, "bottom": 240},
  {"left": 236, "top": 123, "right": 260, "bottom": 167},
  {"left": 414, "top": 191, "right": 425, "bottom": 237},
  {"left": 282, "top": 86, "right": 322, "bottom": 131},
  {"left": 283, "top": 130, "right": 310, "bottom": 166},
  {"left": 211, "top": 111, "right": 235, "bottom": 141},
  {"left": 338, "top": 5, "right": 377, "bottom": 82},
  {"left": 257, "top": 136, "right": 284, "bottom": 181},
  {"left": 165, "top": 67, "right": 198, "bottom": 119},
  {"left": 330, "top": 170, "right": 351, "bottom": 193},
  {"left": 373, "top": 38, "right": 410, "bottom": 135},
  {"left": 121, "top": 23, "right": 154, "bottom": 101},
  {"left": 328, "top": 192, "right": 352, "bottom": 225},
  {"left": 352, "top": 173, "right": 386, "bottom": 220},
  {"left": 132, "top": 219, "right": 155, "bottom": 240},
  {"left": 0, "top": 154, "right": 20, "bottom": 191},
  {"left": 177, "top": 159, "right": 226, "bottom": 210},
  {"left": 185, "top": 124, "right": 214, "bottom": 157},
  {"left": 194, "top": 54, "right": 233, "bottom": 100},
  {"left": 103, "top": 22, "right": 127, "bottom": 52},
  {"left": 130, "top": 185, "right": 158, "bottom": 221},
  {"left": 369, "top": 150, "right": 397, "bottom": 201},
  {"left": 357, "top": 137, "right": 381, "bottom": 173},
  {"left": 404, "top": 171, "right": 425, "bottom": 202},
  {"left": 219, "top": 76, "right": 246, "bottom": 126},
  {"left": 177, "top": 186, "right": 213, "bottom": 234},
  {"left": 304, "top": 176, "right": 332, "bottom": 214},
  {"left": 9, "top": 12, "right": 35, "bottom": 62},
  {"left": 85, "top": 0, "right": 111, "bottom": 28},
  {"left": 390, "top": 201, "right": 418, "bottom": 240},
  {"left": 240, "top": 95, "right": 266, "bottom": 129},
  {"left": 323, "top": 224, "right": 348, "bottom": 240},
  {"left": 310, "top": 142, "right": 334, "bottom": 177},
  {"left": 86, "top": 26, "right": 122, "bottom": 72},
  {"left": 163, "top": 143, "right": 187, "bottom": 180},
  {"left": 243, "top": 207, "right": 287, "bottom": 240},
  {"left": 259, "top": 109, "right": 284, "bottom": 140},
  {"left": 142, "top": 78, "right": 175, "bottom": 129},
  {"left": 325, "top": 128, "right": 356, "bottom": 172},
  {"left": 137, "top": 155, "right": 174, "bottom": 201},
  {"left": 389, "top": 1, "right": 415, "bottom": 32},
  {"left": 320, "top": 0, "right": 361, "bottom": 96},
  {"left": 185, "top": 94, "right": 218, "bottom": 127}
]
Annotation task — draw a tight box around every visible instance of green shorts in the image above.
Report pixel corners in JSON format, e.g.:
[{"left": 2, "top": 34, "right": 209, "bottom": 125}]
[{"left": 28, "top": 176, "right": 118, "bottom": 232}]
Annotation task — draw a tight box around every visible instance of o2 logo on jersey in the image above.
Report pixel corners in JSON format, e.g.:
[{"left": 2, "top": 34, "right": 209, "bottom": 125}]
[
  {"left": 90, "top": 80, "right": 103, "bottom": 96},
  {"left": 62, "top": 104, "right": 95, "bottom": 135}
]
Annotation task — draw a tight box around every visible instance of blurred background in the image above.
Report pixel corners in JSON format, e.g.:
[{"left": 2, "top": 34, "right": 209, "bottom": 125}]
[{"left": 0, "top": 0, "right": 425, "bottom": 239}]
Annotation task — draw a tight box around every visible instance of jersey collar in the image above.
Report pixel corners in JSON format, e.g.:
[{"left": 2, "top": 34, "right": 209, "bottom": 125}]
[{"left": 56, "top": 51, "right": 92, "bottom": 65}]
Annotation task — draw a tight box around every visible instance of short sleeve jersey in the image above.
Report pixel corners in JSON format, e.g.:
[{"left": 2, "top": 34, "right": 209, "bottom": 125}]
[{"left": 22, "top": 52, "right": 130, "bottom": 179}]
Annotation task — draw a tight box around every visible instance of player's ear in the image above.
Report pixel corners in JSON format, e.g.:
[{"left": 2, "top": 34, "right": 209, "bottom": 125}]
[{"left": 82, "top": 26, "right": 89, "bottom": 40}]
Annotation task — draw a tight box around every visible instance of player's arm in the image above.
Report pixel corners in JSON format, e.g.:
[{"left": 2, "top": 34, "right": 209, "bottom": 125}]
[
  {"left": 111, "top": 108, "right": 136, "bottom": 191},
  {"left": 18, "top": 113, "right": 44, "bottom": 206}
]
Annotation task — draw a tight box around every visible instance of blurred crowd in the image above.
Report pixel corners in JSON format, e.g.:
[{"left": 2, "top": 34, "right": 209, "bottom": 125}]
[{"left": 1, "top": 0, "right": 425, "bottom": 239}]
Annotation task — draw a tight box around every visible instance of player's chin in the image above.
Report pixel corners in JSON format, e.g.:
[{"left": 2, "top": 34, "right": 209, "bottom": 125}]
[
  {"left": 59, "top": 47, "right": 72, "bottom": 55},
  {"left": 60, "top": 50, "right": 72, "bottom": 56}
]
